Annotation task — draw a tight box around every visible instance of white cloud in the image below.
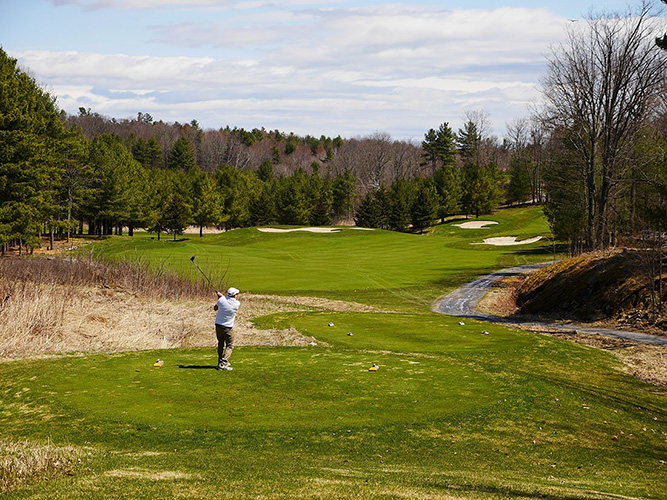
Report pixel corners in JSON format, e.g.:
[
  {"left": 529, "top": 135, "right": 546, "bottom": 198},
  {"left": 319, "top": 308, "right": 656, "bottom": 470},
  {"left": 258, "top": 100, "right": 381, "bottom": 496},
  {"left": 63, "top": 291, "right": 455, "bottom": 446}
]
[
  {"left": 50, "top": 0, "right": 344, "bottom": 10},
  {"left": 18, "top": 4, "right": 569, "bottom": 138},
  {"left": 52, "top": 0, "right": 233, "bottom": 10}
]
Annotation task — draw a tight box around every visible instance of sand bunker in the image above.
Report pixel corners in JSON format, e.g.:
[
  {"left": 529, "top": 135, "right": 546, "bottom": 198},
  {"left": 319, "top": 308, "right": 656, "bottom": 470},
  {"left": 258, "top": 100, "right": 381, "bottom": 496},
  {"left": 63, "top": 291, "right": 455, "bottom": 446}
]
[
  {"left": 351, "top": 227, "right": 374, "bottom": 231},
  {"left": 454, "top": 221, "right": 498, "bottom": 229},
  {"left": 479, "top": 236, "right": 543, "bottom": 246},
  {"left": 257, "top": 227, "right": 342, "bottom": 233}
]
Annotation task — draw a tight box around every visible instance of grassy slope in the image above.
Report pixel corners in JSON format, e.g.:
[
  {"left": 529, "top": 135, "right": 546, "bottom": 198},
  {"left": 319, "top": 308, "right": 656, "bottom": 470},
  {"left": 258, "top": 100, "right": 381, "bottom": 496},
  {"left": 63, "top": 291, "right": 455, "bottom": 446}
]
[
  {"left": 92, "top": 206, "right": 553, "bottom": 311},
  {"left": 1, "top": 207, "right": 666, "bottom": 499}
]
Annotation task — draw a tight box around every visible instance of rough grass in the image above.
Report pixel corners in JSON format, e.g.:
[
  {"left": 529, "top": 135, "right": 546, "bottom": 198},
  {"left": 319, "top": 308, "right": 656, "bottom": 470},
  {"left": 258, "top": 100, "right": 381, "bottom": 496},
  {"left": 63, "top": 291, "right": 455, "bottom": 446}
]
[
  {"left": 0, "top": 257, "right": 386, "bottom": 359},
  {"left": 0, "top": 439, "right": 81, "bottom": 494}
]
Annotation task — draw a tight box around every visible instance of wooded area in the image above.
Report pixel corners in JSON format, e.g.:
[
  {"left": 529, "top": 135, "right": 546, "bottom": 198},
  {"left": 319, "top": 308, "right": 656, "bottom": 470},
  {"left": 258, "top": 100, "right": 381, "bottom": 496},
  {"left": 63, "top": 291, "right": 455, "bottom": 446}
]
[{"left": 0, "top": 2, "right": 665, "bottom": 255}]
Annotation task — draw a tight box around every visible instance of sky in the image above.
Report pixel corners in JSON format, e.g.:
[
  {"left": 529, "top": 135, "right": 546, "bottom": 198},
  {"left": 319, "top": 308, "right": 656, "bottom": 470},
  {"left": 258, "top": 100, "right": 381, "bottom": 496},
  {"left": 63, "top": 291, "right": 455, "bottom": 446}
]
[{"left": 0, "top": 0, "right": 645, "bottom": 140}]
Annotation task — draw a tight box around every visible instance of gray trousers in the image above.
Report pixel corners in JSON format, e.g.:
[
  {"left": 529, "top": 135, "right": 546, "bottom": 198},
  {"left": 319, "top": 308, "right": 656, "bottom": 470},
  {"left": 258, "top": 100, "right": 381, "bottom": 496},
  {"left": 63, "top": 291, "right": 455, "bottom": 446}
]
[{"left": 215, "top": 324, "right": 234, "bottom": 366}]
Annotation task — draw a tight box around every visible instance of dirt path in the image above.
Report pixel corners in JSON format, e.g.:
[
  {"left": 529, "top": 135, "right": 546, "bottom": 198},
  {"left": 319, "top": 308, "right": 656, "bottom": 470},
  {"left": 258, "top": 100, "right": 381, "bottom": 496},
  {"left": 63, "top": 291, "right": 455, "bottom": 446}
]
[{"left": 434, "top": 263, "right": 667, "bottom": 346}]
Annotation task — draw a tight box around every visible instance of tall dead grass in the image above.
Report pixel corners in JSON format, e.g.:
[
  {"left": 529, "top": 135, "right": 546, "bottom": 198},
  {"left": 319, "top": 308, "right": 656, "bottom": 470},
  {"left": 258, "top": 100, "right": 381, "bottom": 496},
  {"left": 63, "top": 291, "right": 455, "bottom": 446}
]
[
  {"left": 0, "top": 256, "right": 383, "bottom": 359},
  {"left": 0, "top": 255, "right": 217, "bottom": 358},
  {"left": 0, "top": 254, "right": 213, "bottom": 300},
  {"left": 0, "top": 439, "right": 81, "bottom": 493}
]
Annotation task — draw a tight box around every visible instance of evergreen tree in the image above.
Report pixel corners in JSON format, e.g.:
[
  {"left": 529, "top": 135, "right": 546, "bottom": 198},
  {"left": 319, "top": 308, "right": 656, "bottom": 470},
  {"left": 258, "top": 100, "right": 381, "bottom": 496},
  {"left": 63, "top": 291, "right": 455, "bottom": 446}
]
[
  {"left": 460, "top": 162, "right": 501, "bottom": 217},
  {"left": 162, "top": 192, "right": 192, "bottom": 240},
  {"left": 332, "top": 169, "right": 356, "bottom": 222},
  {"left": 507, "top": 157, "right": 532, "bottom": 205},
  {"left": 84, "top": 134, "right": 137, "bottom": 235},
  {"left": 461, "top": 162, "right": 484, "bottom": 218},
  {"left": 355, "top": 191, "right": 380, "bottom": 228},
  {"left": 190, "top": 169, "right": 222, "bottom": 236},
  {"left": 411, "top": 180, "right": 439, "bottom": 233},
  {"left": 257, "top": 160, "right": 273, "bottom": 182},
  {"left": 433, "top": 164, "right": 461, "bottom": 222},
  {"left": 278, "top": 182, "right": 309, "bottom": 225},
  {"left": 373, "top": 185, "right": 391, "bottom": 230},
  {"left": 249, "top": 185, "right": 277, "bottom": 226},
  {"left": 310, "top": 189, "right": 333, "bottom": 226},
  {"left": 168, "top": 137, "right": 197, "bottom": 170},
  {"left": 456, "top": 121, "right": 482, "bottom": 163},
  {"left": 0, "top": 47, "right": 70, "bottom": 252},
  {"left": 213, "top": 165, "right": 256, "bottom": 229},
  {"left": 388, "top": 179, "right": 412, "bottom": 232},
  {"left": 145, "top": 137, "right": 163, "bottom": 168},
  {"left": 132, "top": 136, "right": 163, "bottom": 169},
  {"left": 421, "top": 122, "right": 457, "bottom": 174}
]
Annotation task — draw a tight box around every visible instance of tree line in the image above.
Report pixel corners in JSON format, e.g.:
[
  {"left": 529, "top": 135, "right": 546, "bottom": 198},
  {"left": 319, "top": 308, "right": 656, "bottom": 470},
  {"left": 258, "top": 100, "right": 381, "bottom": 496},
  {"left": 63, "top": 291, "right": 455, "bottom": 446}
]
[
  {"left": 2, "top": 1, "right": 665, "bottom": 256},
  {"left": 1, "top": 48, "right": 523, "bottom": 253}
]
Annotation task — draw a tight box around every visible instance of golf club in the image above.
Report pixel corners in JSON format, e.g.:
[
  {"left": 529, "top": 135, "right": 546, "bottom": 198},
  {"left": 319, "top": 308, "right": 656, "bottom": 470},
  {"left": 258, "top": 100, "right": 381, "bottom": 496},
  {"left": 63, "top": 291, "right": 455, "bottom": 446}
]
[{"left": 190, "top": 255, "right": 218, "bottom": 293}]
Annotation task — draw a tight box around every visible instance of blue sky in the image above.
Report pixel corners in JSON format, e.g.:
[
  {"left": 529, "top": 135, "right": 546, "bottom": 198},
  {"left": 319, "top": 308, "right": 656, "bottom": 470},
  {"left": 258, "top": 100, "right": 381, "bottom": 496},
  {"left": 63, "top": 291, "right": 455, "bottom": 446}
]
[{"left": 0, "top": 0, "right": 651, "bottom": 139}]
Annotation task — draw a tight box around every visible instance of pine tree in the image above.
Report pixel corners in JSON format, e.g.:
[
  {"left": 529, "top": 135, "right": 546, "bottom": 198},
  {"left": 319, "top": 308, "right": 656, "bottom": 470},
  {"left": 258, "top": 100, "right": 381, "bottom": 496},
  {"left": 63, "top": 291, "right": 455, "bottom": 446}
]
[
  {"left": 507, "top": 158, "right": 532, "bottom": 205},
  {"left": 421, "top": 123, "right": 456, "bottom": 174},
  {"left": 257, "top": 160, "right": 273, "bottom": 182},
  {"left": 310, "top": 190, "right": 333, "bottom": 226},
  {"left": 411, "top": 180, "right": 438, "bottom": 233},
  {"left": 168, "top": 137, "right": 197, "bottom": 170},
  {"left": 433, "top": 164, "right": 461, "bottom": 222},
  {"left": 355, "top": 191, "right": 380, "bottom": 228},
  {"left": 162, "top": 192, "right": 192, "bottom": 240},
  {"left": 249, "top": 185, "right": 277, "bottom": 225},
  {"left": 332, "top": 170, "right": 355, "bottom": 222},
  {"left": 374, "top": 185, "right": 391, "bottom": 230},
  {"left": 0, "top": 48, "right": 71, "bottom": 251},
  {"left": 388, "top": 180, "right": 412, "bottom": 232},
  {"left": 456, "top": 121, "right": 482, "bottom": 163},
  {"left": 190, "top": 169, "right": 222, "bottom": 236}
]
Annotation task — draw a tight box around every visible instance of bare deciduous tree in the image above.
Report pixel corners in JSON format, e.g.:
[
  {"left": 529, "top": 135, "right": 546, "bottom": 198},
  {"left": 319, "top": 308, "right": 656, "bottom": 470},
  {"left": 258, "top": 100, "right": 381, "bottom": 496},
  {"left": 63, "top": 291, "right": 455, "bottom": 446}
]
[{"left": 541, "top": 1, "right": 667, "bottom": 248}]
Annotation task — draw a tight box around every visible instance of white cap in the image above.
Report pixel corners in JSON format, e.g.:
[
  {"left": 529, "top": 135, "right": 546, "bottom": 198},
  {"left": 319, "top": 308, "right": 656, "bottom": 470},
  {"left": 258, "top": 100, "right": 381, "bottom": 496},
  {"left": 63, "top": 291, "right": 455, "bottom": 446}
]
[{"left": 227, "top": 287, "right": 240, "bottom": 297}]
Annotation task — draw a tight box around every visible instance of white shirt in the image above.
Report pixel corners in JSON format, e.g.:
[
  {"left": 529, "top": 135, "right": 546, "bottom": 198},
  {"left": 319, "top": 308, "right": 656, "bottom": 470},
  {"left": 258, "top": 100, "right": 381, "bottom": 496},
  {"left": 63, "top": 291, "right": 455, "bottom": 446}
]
[{"left": 215, "top": 295, "right": 240, "bottom": 327}]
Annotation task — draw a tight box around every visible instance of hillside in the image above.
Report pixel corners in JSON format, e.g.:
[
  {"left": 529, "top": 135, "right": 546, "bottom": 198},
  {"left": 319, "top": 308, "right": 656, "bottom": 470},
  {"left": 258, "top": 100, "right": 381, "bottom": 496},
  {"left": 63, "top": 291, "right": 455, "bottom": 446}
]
[{"left": 515, "top": 249, "right": 666, "bottom": 333}]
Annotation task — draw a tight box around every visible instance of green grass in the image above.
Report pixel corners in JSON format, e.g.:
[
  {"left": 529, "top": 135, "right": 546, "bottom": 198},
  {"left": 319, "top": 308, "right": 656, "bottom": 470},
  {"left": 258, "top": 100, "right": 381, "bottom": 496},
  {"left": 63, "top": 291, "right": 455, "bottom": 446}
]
[
  {"left": 89, "top": 206, "right": 554, "bottom": 311},
  {"left": 2, "top": 206, "right": 665, "bottom": 499}
]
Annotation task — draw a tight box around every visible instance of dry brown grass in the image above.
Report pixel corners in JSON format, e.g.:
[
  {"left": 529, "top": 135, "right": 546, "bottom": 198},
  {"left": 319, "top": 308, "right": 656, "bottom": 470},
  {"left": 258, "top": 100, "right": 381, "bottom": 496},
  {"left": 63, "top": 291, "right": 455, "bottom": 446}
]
[
  {"left": 0, "top": 439, "right": 81, "bottom": 493},
  {"left": 0, "top": 256, "right": 382, "bottom": 360}
]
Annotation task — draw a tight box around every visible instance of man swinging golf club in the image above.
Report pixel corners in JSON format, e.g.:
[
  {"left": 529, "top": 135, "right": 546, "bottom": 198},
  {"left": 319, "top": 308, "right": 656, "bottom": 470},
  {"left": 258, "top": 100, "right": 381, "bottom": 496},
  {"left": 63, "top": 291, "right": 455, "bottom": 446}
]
[{"left": 213, "top": 287, "right": 240, "bottom": 371}]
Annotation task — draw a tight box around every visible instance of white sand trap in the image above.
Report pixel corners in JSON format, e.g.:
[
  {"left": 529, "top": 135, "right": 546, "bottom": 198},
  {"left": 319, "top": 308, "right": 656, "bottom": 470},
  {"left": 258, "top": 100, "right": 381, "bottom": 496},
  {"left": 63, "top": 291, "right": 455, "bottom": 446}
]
[
  {"left": 351, "top": 227, "right": 374, "bottom": 231},
  {"left": 479, "top": 236, "right": 543, "bottom": 246},
  {"left": 257, "top": 227, "right": 342, "bottom": 233},
  {"left": 454, "top": 221, "right": 498, "bottom": 229}
]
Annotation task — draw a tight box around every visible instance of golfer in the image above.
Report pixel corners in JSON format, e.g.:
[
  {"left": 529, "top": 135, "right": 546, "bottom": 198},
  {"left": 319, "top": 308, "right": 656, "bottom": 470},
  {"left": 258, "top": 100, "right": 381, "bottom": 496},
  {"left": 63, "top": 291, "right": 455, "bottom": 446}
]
[{"left": 213, "top": 287, "right": 240, "bottom": 371}]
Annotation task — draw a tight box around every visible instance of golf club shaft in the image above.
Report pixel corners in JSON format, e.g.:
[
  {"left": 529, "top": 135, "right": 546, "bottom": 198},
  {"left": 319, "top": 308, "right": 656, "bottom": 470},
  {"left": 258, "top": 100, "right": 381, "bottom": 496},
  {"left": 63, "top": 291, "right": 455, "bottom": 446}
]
[{"left": 190, "top": 257, "right": 217, "bottom": 292}]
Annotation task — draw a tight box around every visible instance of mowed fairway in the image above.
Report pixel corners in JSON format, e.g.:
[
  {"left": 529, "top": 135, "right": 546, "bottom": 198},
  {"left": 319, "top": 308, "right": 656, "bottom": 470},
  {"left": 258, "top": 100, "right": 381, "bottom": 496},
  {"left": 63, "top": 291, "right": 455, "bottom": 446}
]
[
  {"left": 92, "top": 207, "right": 553, "bottom": 311},
  {"left": 1, "top": 207, "right": 666, "bottom": 499}
]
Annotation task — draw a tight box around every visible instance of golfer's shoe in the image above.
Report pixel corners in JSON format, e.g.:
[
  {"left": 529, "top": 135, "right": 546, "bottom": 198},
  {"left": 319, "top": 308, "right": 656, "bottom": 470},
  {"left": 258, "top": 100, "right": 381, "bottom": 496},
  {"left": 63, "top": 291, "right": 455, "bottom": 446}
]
[{"left": 221, "top": 365, "right": 233, "bottom": 371}]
